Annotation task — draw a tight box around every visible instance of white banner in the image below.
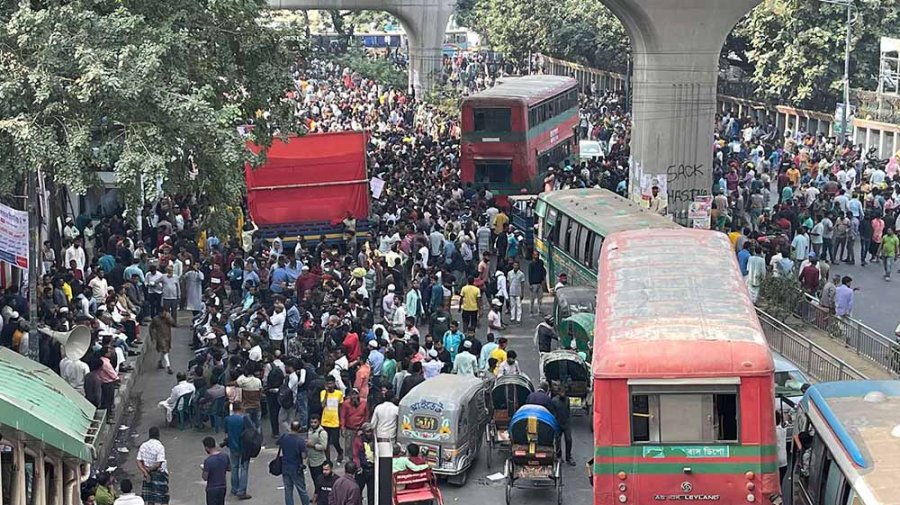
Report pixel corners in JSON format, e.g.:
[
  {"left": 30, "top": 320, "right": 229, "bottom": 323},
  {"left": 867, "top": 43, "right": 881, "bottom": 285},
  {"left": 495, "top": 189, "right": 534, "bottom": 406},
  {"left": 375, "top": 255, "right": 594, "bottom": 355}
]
[
  {"left": 370, "top": 176, "right": 386, "bottom": 200},
  {"left": 0, "top": 203, "right": 28, "bottom": 269}
]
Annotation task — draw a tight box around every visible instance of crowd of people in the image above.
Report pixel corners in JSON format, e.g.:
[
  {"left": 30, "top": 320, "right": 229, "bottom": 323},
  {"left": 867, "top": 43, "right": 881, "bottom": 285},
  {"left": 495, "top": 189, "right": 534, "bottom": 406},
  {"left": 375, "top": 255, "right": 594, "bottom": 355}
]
[{"left": 3, "top": 41, "right": 900, "bottom": 505}]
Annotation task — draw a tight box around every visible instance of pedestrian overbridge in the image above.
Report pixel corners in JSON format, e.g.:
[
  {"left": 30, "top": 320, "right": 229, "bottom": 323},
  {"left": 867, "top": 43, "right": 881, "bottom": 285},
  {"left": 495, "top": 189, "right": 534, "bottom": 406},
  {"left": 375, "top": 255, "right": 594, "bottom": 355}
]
[
  {"left": 604, "top": 0, "right": 762, "bottom": 213},
  {"left": 268, "top": 0, "right": 453, "bottom": 97}
]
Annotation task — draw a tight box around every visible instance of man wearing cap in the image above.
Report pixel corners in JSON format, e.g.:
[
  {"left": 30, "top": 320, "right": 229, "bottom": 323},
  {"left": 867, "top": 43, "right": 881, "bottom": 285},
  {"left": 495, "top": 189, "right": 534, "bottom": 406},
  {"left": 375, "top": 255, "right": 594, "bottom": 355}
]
[
  {"left": 382, "top": 284, "right": 397, "bottom": 323},
  {"left": 367, "top": 339, "right": 384, "bottom": 377},
  {"left": 422, "top": 349, "right": 443, "bottom": 379},
  {"left": 488, "top": 298, "right": 505, "bottom": 338},
  {"left": 452, "top": 340, "right": 478, "bottom": 376}
]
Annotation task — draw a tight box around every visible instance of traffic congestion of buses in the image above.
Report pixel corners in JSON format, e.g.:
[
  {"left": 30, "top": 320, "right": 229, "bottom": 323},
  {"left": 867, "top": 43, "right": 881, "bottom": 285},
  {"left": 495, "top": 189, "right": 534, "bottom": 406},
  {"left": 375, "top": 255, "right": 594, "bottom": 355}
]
[
  {"left": 397, "top": 74, "right": 900, "bottom": 505},
  {"left": 2, "top": 62, "right": 898, "bottom": 505}
]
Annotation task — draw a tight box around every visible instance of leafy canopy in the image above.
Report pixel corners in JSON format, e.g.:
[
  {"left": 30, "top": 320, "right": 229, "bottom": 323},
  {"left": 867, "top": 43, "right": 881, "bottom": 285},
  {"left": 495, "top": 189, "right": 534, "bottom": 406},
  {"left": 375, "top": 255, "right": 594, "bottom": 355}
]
[{"left": 0, "top": 0, "right": 307, "bottom": 234}]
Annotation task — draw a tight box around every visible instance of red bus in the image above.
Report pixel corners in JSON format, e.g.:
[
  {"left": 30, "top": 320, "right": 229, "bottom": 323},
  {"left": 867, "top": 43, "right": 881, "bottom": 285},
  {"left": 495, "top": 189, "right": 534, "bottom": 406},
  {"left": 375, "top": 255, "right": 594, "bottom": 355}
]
[
  {"left": 460, "top": 75, "right": 578, "bottom": 202},
  {"left": 592, "top": 229, "right": 779, "bottom": 505}
]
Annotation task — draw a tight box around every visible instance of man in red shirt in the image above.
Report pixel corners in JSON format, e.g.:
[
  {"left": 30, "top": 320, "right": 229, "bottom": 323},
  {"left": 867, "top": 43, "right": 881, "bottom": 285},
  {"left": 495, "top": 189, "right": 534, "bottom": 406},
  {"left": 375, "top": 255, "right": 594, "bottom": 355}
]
[
  {"left": 340, "top": 388, "right": 368, "bottom": 458},
  {"left": 799, "top": 257, "right": 822, "bottom": 293}
]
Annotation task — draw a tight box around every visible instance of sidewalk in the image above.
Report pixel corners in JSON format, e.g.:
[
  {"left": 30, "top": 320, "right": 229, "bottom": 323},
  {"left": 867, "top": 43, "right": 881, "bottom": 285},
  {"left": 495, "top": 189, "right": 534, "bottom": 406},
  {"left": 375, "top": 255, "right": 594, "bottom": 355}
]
[{"left": 784, "top": 315, "right": 895, "bottom": 380}]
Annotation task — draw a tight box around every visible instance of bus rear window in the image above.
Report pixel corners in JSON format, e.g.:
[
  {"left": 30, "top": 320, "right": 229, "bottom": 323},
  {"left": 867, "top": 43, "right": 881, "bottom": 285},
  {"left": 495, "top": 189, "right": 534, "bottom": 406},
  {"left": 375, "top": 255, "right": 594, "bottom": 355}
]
[
  {"left": 475, "top": 160, "right": 513, "bottom": 184},
  {"left": 631, "top": 386, "right": 739, "bottom": 444},
  {"left": 473, "top": 108, "right": 511, "bottom": 132}
]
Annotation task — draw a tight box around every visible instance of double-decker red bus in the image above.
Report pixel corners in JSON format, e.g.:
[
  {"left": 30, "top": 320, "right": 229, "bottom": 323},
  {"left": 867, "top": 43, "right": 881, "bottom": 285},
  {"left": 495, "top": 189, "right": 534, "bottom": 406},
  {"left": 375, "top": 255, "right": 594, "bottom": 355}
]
[
  {"left": 460, "top": 75, "right": 578, "bottom": 202},
  {"left": 592, "top": 229, "right": 779, "bottom": 505}
]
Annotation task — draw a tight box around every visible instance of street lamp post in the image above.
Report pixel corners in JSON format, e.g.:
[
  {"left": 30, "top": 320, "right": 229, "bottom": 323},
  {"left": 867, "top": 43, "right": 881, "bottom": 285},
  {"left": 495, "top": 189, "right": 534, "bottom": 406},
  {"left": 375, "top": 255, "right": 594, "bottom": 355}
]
[{"left": 822, "top": 0, "right": 854, "bottom": 145}]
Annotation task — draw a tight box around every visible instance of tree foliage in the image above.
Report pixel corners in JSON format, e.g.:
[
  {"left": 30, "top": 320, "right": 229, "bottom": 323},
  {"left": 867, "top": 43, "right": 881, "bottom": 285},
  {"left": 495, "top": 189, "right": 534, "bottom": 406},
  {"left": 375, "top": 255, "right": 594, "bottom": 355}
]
[
  {"left": 456, "top": 0, "right": 630, "bottom": 73},
  {"left": 331, "top": 49, "right": 408, "bottom": 91},
  {"left": 732, "top": 0, "right": 900, "bottom": 108},
  {"left": 0, "top": 0, "right": 307, "bottom": 234}
]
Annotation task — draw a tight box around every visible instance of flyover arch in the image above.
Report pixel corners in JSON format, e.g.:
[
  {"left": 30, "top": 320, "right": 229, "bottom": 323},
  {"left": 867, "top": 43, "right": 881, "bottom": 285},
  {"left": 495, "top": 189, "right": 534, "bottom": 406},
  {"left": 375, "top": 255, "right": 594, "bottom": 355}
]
[{"left": 268, "top": 0, "right": 453, "bottom": 97}]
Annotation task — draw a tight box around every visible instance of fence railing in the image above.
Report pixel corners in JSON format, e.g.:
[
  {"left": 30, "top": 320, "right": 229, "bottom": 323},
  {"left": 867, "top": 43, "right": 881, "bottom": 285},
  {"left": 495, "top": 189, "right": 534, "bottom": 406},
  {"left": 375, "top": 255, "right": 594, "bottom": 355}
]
[
  {"left": 756, "top": 308, "right": 869, "bottom": 382},
  {"left": 793, "top": 294, "right": 897, "bottom": 376}
]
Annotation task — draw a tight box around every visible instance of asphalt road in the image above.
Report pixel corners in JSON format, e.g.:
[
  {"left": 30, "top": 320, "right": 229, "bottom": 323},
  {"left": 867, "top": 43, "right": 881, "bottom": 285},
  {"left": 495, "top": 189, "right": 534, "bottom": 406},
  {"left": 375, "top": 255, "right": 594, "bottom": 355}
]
[
  {"left": 116, "top": 293, "right": 594, "bottom": 505},
  {"left": 827, "top": 254, "right": 900, "bottom": 337},
  {"left": 437, "top": 305, "right": 595, "bottom": 505}
]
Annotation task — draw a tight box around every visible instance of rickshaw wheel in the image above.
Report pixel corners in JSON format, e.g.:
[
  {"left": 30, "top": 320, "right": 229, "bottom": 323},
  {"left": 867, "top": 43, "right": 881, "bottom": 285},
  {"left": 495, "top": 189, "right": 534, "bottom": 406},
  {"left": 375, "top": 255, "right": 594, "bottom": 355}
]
[
  {"left": 505, "top": 482, "right": 512, "bottom": 505},
  {"left": 556, "top": 464, "right": 564, "bottom": 505}
]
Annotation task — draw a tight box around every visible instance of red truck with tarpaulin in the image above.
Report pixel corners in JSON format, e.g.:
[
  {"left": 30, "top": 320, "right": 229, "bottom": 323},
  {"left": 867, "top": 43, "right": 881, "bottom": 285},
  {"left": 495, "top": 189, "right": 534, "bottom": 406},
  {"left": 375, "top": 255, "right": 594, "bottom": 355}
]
[{"left": 244, "top": 131, "right": 370, "bottom": 246}]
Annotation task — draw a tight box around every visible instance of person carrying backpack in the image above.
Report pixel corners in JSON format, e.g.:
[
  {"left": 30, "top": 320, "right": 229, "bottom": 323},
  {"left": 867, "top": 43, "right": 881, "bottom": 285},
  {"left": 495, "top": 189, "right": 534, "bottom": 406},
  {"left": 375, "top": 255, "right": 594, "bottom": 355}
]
[
  {"left": 277, "top": 421, "right": 312, "bottom": 505},
  {"left": 224, "top": 402, "right": 257, "bottom": 500},
  {"left": 265, "top": 354, "right": 286, "bottom": 439}
]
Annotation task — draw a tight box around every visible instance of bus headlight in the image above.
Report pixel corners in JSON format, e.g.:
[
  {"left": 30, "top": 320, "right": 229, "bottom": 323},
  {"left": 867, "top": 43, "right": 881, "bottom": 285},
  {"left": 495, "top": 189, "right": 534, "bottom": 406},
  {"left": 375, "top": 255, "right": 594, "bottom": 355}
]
[
  {"left": 618, "top": 494, "right": 627, "bottom": 503},
  {"left": 746, "top": 494, "right": 756, "bottom": 502}
]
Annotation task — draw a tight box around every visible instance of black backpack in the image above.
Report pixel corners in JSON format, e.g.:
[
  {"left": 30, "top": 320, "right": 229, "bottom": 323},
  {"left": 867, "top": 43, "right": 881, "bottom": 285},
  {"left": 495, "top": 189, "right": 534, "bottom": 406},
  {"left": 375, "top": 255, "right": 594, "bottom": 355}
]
[
  {"left": 240, "top": 417, "right": 262, "bottom": 459},
  {"left": 266, "top": 366, "right": 285, "bottom": 391},
  {"left": 278, "top": 381, "right": 295, "bottom": 409}
]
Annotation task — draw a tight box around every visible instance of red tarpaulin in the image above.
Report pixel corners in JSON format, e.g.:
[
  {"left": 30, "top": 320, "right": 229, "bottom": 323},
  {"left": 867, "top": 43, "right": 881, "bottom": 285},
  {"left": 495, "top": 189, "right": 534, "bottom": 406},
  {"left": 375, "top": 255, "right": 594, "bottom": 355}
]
[{"left": 245, "top": 132, "right": 369, "bottom": 226}]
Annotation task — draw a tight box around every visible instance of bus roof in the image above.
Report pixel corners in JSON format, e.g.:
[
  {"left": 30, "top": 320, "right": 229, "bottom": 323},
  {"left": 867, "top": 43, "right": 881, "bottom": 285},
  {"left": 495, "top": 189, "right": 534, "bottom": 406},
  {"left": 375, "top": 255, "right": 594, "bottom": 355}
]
[
  {"left": 803, "top": 381, "right": 900, "bottom": 505},
  {"left": 592, "top": 229, "right": 773, "bottom": 379},
  {"left": 538, "top": 189, "right": 679, "bottom": 237},
  {"left": 462, "top": 75, "right": 576, "bottom": 106}
]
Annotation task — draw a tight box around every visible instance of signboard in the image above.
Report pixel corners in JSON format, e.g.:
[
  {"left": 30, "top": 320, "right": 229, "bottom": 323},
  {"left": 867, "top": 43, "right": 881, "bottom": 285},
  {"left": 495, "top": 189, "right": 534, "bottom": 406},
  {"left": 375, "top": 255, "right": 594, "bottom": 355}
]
[
  {"left": 833, "top": 103, "right": 856, "bottom": 136},
  {"left": 0, "top": 203, "right": 28, "bottom": 269},
  {"left": 642, "top": 445, "right": 730, "bottom": 458},
  {"left": 688, "top": 195, "right": 712, "bottom": 230}
]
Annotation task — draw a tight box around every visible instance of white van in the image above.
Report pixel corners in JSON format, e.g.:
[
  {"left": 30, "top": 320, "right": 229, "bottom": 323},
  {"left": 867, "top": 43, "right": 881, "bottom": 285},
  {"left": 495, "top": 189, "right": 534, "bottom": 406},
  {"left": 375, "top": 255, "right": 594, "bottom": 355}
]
[{"left": 578, "top": 140, "right": 604, "bottom": 161}]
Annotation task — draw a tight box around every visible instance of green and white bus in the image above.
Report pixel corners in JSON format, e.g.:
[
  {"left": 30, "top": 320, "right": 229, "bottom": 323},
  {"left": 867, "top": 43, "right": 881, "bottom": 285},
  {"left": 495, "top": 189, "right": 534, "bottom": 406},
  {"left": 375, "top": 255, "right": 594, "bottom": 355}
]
[{"left": 533, "top": 188, "right": 679, "bottom": 287}]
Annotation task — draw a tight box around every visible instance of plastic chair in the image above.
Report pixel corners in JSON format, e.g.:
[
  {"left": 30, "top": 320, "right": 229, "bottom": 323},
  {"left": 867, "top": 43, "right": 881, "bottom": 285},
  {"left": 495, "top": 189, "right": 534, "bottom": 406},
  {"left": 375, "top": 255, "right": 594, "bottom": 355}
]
[
  {"left": 211, "top": 396, "right": 229, "bottom": 433},
  {"left": 173, "top": 392, "right": 194, "bottom": 430}
]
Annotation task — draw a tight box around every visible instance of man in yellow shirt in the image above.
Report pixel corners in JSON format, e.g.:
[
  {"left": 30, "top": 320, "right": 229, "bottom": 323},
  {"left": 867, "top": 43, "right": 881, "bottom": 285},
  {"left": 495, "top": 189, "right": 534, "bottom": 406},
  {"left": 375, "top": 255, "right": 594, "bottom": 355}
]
[
  {"left": 493, "top": 210, "right": 509, "bottom": 235},
  {"left": 459, "top": 276, "right": 481, "bottom": 332},
  {"left": 489, "top": 337, "right": 509, "bottom": 374},
  {"left": 787, "top": 166, "right": 800, "bottom": 187},
  {"left": 320, "top": 376, "right": 345, "bottom": 463}
]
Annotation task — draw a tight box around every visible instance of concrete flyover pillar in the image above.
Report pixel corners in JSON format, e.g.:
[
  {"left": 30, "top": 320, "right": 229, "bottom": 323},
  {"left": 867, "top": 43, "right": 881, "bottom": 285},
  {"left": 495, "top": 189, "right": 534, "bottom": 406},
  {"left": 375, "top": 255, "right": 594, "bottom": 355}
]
[
  {"left": 602, "top": 0, "right": 762, "bottom": 214},
  {"left": 268, "top": 0, "right": 453, "bottom": 97}
]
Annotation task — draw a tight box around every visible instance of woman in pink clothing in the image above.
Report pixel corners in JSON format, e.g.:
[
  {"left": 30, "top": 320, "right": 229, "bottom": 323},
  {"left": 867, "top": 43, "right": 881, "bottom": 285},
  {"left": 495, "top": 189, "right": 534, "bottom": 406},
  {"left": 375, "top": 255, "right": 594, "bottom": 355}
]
[{"left": 871, "top": 215, "right": 885, "bottom": 261}]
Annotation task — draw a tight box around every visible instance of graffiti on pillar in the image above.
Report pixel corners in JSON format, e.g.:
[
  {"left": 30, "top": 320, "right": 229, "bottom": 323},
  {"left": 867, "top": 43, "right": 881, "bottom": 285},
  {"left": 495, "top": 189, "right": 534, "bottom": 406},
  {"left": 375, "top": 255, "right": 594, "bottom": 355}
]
[
  {"left": 665, "top": 163, "right": 705, "bottom": 181},
  {"left": 665, "top": 163, "right": 708, "bottom": 208}
]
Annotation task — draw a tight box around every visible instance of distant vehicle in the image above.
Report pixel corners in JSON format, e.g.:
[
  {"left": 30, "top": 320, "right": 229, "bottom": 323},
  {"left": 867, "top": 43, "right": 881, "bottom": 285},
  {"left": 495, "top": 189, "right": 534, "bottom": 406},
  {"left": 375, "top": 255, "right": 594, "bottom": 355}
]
[
  {"left": 792, "top": 380, "right": 900, "bottom": 505},
  {"left": 442, "top": 28, "right": 480, "bottom": 55},
  {"left": 592, "top": 229, "right": 780, "bottom": 505},
  {"left": 507, "top": 194, "right": 537, "bottom": 254},
  {"left": 244, "top": 132, "right": 370, "bottom": 248},
  {"left": 533, "top": 188, "right": 678, "bottom": 287},
  {"left": 460, "top": 76, "right": 579, "bottom": 204},
  {"left": 774, "top": 353, "right": 809, "bottom": 432},
  {"left": 578, "top": 140, "right": 604, "bottom": 161}
]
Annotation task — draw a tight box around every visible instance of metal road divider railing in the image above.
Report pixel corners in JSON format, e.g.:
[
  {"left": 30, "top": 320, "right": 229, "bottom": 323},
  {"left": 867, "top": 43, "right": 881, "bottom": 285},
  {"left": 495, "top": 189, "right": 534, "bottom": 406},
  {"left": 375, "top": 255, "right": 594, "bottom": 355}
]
[
  {"left": 792, "top": 293, "right": 898, "bottom": 376},
  {"left": 756, "top": 308, "right": 869, "bottom": 382}
]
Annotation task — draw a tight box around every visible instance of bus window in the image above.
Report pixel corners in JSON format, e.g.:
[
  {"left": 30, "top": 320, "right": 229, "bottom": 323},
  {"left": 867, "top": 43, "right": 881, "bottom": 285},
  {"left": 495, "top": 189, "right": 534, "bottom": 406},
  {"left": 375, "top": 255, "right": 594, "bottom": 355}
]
[
  {"left": 631, "top": 395, "right": 651, "bottom": 442},
  {"left": 475, "top": 160, "right": 513, "bottom": 184},
  {"left": 473, "top": 108, "right": 511, "bottom": 133},
  {"left": 583, "top": 232, "right": 595, "bottom": 267},
  {"left": 821, "top": 453, "right": 845, "bottom": 505},
  {"left": 591, "top": 235, "right": 603, "bottom": 270},
  {"left": 576, "top": 226, "right": 588, "bottom": 262},
  {"left": 630, "top": 387, "right": 739, "bottom": 444}
]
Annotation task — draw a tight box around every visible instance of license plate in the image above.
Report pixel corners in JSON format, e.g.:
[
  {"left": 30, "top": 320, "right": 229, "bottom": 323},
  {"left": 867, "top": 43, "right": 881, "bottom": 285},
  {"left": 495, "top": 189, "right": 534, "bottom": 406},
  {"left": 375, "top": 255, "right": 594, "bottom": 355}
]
[{"left": 569, "top": 397, "right": 583, "bottom": 407}]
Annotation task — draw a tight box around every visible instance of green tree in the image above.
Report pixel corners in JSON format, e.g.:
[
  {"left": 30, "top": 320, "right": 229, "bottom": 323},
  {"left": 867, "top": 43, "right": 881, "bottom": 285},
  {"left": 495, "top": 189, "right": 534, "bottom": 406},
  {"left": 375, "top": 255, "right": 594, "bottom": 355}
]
[
  {"left": 734, "top": 0, "right": 900, "bottom": 108},
  {"left": 0, "top": 0, "right": 307, "bottom": 235},
  {"left": 456, "top": 0, "right": 629, "bottom": 72}
]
